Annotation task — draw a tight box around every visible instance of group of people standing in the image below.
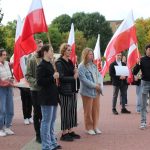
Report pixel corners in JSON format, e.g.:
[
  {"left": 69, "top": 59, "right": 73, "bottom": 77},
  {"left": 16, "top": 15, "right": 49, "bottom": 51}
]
[
  {"left": 26, "top": 42, "right": 103, "bottom": 150},
  {"left": 1, "top": 39, "right": 149, "bottom": 150},
  {"left": 109, "top": 44, "right": 150, "bottom": 130},
  {"left": 0, "top": 40, "right": 103, "bottom": 150}
]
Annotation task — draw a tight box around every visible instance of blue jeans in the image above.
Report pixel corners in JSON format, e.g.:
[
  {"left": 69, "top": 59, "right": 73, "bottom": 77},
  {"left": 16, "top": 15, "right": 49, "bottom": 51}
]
[
  {"left": 136, "top": 85, "right": 142, "bottom": 112},
  {"left": 41, "top": 105, "right": 58, "bottom": 150},
  {"left": 0, "top": 87, "right": 14, "bottom": 129},
  {"left": 141, "top": 80, "right": 150, "bottom": 124}
]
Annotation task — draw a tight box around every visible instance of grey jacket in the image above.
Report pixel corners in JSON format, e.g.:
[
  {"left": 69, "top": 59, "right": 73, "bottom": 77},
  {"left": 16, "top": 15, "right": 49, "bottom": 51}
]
[{"left": 78, "top": 62, "right": 103, "bottom": 98}]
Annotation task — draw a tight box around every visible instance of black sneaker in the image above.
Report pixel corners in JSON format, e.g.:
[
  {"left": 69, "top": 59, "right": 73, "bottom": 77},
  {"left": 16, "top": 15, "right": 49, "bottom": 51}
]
[
  {"left": 112, "top": 109, "right": 118, "bottom": 115},
  {"left": 56, "top": 145, "right": 62, "bottom": 149},
  {"left": 52, "top": 145, "right": 62, "bottom": 150},
  {"left": 121, "top": 108, "right": 131, "bottom": 114},
  {"left": 69, "top": 131, "right": 81, "bottom": 139},
  {"left": 60, "top": 133, "right": 74, "bottom": 142}
]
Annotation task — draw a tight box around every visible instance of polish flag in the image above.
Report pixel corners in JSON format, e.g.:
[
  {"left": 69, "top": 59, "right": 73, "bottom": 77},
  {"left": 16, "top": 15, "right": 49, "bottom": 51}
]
[
  {"left": 20, "top": 0, "right": 48, "bottom": 54},
  {"left": 68, "top": 23, "right": 77, "bottom": 65},
  {"left": 94, "top": 34, "right": 102, "bottom": 72},
  {"left": 127, "top": 43, "right": 140, "bottom": 83},
  {"left": 13, "top": 16, "right": 36, "bottom": 81},
  {"left": 13, "top": 16, "right": 25, "bottom": 81},
  {"left": 101, "top": 11, "right": 137, "bottom": 77}
]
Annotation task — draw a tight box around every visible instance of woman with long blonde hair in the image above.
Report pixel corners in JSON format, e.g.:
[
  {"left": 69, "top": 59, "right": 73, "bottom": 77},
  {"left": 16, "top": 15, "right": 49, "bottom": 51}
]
[{"left": 78, "top": 47, "right": 103, "bottom": 135}]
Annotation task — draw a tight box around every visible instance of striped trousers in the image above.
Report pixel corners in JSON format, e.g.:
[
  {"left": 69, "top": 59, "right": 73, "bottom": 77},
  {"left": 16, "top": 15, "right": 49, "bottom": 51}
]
[{"left": 59, "top": 94, "right": 77, "bottom": 130}]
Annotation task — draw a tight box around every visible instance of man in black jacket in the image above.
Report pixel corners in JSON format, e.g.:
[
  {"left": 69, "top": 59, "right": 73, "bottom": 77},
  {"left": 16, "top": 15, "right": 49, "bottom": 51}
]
[
  {"left": 133, "top": 44, "right": 150, "bottom": 129},
  {"left": 109, "top": 53, "right": 131, "bottom": 115}
]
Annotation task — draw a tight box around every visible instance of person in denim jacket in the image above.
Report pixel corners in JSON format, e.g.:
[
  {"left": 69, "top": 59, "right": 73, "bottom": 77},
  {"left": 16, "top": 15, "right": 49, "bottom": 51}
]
[{"left": 78, "top": 47, "right": 103, "bottom": 135}]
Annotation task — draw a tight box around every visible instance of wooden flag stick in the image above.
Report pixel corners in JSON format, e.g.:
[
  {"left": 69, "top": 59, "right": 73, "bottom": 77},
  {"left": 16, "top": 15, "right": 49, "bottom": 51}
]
[{"left": 46, "top": 32, "right": 59, "bottom": 86}]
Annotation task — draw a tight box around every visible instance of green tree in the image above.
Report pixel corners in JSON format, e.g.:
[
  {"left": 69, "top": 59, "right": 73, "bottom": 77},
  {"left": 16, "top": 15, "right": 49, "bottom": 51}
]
[
  {"left": 51, "top": 14, "right": 71, "bottom": 33},
  {"left": 72, "top": 12, "right": 113, "bottom": 55},
  {"left": 0, "top": 26, "right": 6, "bottom": 48},
  {"left": 48, "top": 25, "right": 63, "bottom": 53},
  {"left": 3, "top": 20, "right": 16, "bottom": 55},
  {"left": 135, "top": 18, "right": 150, "bottom": 54},
  {"left": 72, "top": 12, "right": 86, "bottom": 31}
]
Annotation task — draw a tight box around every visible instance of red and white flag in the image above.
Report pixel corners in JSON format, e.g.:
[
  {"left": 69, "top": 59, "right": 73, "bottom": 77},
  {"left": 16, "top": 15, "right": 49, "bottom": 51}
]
[
  {"left": 101, "top": 11, "right": 137, "bottom": 77},
  {"left": 127, "top": 43, "right": 140, "bottom": 83},
  {"left": 13, "top": 16, "right": 25, "bottom": 81},
  {"left": 20, "top": 0, "right": 48, "bottom": 54},
  {"left": 68, "top": 23, "right": 77, "bottom": 65},
  {"left": 94, "top": 34, "right": 102, "bottom": 71}
]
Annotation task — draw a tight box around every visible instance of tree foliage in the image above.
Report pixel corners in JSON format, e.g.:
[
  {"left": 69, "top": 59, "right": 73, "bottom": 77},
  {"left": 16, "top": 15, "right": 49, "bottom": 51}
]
[
  {"left": 135, "top": 18, "right": 150, "bottom": 54},
  {"left": 51, "top": 14, "right": 71, "bottom": 33},
  {"left": 52, "top": 12, "right": 113, "bottom": 55},
  {"left": 6, "top": 11, "right": 150, "bottom": 60}
]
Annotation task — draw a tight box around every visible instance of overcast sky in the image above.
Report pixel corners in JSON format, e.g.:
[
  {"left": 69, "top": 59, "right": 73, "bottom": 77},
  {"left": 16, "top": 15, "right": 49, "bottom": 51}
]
[{"left": 1, "top": 0, "right": 150, "bottom": 25}]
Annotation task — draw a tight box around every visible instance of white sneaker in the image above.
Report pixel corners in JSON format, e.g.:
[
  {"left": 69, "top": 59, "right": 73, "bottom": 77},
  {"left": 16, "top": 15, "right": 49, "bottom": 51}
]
[
  {"left": 28, "top": 118, "right": 33, "bottom": 124},
  {"left": 0, "top": 130, "right": 7, "bottom": 137},
  {"left": 94, "top": 128, "right": 102, "bottom": 134},
  {"left": 4, "top": 128, "right": 14, "bottom": 135},
  {"left": 139, "top": 123, "right": 146, "bottom": 130},
  {"left": 24, "top": 119, "right": 30, "bottom": 125},
  {"left": 87, "top": 130, "right": 96, "bottom": 135}
]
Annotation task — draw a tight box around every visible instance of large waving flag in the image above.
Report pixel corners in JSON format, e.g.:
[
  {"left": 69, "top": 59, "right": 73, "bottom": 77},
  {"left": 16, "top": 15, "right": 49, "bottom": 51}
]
[
  {"left": 101, "top": 11, "right": 137, "bottom": 77},
  {"left": 94, "top": 34, "right": 102, "bottom": 71},
  {"left": 20, "top": 0, "right": 48, "bottom": 54},
  {"left": 13, "top": 16, "right": 25, "bottom": 81},
  {"left": 127, "top": 43, "right": 140, "bottom": 83},
  {"left": 68, "top": 23, "right": 77, "bottom": 65}
]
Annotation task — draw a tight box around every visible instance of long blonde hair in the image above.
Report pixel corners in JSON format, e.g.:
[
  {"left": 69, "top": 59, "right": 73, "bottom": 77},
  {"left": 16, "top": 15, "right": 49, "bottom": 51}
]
[{"left": 81, "top": 47, "right": 93, "bottom": 66}]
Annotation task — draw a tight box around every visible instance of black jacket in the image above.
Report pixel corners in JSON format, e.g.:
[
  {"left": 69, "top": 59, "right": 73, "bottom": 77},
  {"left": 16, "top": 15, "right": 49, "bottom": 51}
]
[
  {"left": 36, "top": 59, "right": 59, "bottom": 106},
  {"left": 55, "top": 57, "right": 79, "bottom": 95},
  {"left": 109, "top": 61, "right": 127, "bottom": 86},
  {"left": 133, "top": 56, "right": 150, "bottom": 81}
]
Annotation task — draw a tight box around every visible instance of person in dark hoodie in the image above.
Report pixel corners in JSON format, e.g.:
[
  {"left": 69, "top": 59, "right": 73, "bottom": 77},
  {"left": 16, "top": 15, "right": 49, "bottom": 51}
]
[
  {"left": 133, "top": 44, "right": 150, "bottom": 129},
  {"left": 36, "top": 44, "right": 61, "bottom": 150}
]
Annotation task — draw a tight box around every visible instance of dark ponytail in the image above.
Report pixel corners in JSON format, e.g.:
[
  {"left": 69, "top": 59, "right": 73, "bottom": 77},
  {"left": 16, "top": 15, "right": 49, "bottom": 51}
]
[{"left": 37, "top": 44, "right": 50, "bottom": 58}]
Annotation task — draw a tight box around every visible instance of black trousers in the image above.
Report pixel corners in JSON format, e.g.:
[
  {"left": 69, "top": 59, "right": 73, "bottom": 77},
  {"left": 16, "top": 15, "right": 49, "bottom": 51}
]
[
  {"left": 19, "top": 88, "right": 32, "bottom": 119},
  {"left": 112, "top": 83, "right": 127, "bottom": 109},
  {"left": 30, "top": 91, "right": 42, "bottom": 138}
]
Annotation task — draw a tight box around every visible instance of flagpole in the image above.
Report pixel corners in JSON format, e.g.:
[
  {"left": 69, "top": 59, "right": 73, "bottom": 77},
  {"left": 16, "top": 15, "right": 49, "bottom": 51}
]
[
  {"left": 135, "top": 43, "right": 140, "bottom": 65},
  {"left": 46, "top": 32, "right": 59, "bottom": 86}
]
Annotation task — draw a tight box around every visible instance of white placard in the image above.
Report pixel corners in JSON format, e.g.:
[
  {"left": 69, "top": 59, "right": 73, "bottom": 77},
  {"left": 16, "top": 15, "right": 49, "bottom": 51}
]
[{"left": 114, "top": 66, "right": 129, "bottom": 76}]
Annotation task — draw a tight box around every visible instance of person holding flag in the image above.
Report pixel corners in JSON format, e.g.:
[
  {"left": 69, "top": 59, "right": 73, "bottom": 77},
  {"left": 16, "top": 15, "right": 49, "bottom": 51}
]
[
  {"left": 20, "top": 0, "right": 48, "bottom": 143},
  {"left": 56, "top": 43, "right": 80, "bottom": 142},
  {"left": 25, "top": 39, "right": 43, "bottom": 143}
]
